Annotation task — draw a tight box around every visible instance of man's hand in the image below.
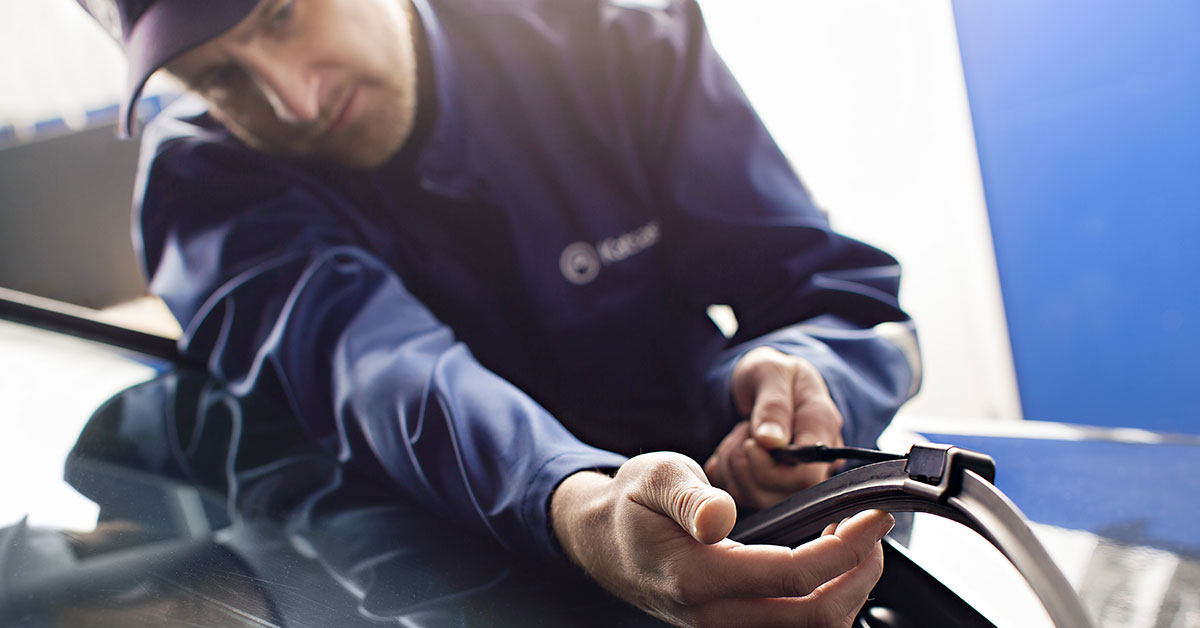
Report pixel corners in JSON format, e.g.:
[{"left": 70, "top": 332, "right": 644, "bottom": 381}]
[
  {"left": 551, "top": 453, "right": 892, "bottom": 628},
  {"left": 704, "top": 347, "right": 845, "bottom": 509}
]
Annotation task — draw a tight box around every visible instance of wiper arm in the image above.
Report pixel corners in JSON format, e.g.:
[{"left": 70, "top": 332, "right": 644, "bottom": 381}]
[{"left": 770, "top": 443, "right": 907, "bottom": 465}]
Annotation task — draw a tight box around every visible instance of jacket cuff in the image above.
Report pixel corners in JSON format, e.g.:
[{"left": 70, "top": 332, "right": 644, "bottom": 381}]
[{"left": 520, "top": 449, "right": 628, "bottom": 567}]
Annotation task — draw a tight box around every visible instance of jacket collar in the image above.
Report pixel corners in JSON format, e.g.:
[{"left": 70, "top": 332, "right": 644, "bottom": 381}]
[{"left": 408, "top": 0, "right": 478, "bottom": 200}]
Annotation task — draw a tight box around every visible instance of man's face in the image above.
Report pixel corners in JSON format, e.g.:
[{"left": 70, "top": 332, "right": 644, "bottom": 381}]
[{"left": 167, "top": 0, "right": 419, "bottom": 169}]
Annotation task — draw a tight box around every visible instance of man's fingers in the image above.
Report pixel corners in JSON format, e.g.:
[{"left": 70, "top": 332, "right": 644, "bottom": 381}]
[
  {"left": 688, "top": 549, "right": 882, "bottom": 628},
  {"left": 790, "top": 392, "right": 845, "bottom": 451},
  {"left": 705, "top": 422, "right": 759, "bottom": 506},
  {"left": 694, "top": 540, "right": 883, "bottom": 628},
  {"left": 677, "top": 510, "right": 893, "bottom": 603},
  {"left": 732, "top": 348, "right": 797, "bottom": 449},
  {"left": 821, "top": 509, "right": 894, "bottom": 552},
  {"left": 808, "top": 540, "right": 886, "bottom": 627},
  {"left": 748, "top": 375, "right": 794, "bottom": 449},
  {"left": 726, "top": 436, "right": 773, "bottom": 506},
  {"left": 741, "top": 383, "right": 846, "bottom": 498},
  {"left": 568, "top": 453, "right": 892, "bottom": 628},
  {"left": 631, "top": 454, "right": 737, "bottom": 545},
  {"left": 743, "top": 438, "right": 831, "bottom": 492},
  {"left": 708, "top": 422, "right": 751, "bottom": 472},
  {"left": 691, "top": 491, "right": 738, "bottom": 544}
]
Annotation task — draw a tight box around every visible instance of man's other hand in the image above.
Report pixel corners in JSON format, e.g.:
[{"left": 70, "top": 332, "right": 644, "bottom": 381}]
[
  {"left": 550, "top": 453, "right": 892, "bottom": 628},
  {"left": 705, "top": 347, "right": 845, "bottom": 509}
]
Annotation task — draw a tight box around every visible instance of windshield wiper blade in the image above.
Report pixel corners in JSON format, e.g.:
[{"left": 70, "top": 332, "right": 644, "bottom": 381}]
[{"left": 733, "top": 443, "right": 1096, "bottom": 628}]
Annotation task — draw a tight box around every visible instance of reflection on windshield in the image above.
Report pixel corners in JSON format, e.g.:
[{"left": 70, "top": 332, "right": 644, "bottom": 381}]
[
  {"left": 1, "top": 369, "right": 667, "bottom": 627},
  {"left": 898, "top": 512, "right": 1053, "bottom": 628},
  {"left": 896, "top": 485, "right": 1200, "bottom": 627},
  {"left": 3, "top": 355, "right": 1198, "bottom": 627}
]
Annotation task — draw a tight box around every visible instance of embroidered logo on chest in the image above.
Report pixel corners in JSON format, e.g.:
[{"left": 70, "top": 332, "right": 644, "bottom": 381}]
[{"left": 559, "top": 221, "right": 660, "bottom": 285}]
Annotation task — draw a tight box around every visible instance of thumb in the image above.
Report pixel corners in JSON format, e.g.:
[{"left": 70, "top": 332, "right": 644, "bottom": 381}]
[
  {"left": 733, "top": 348, "right": 798, "bottom": 450},
  {"left": 746, "top": 372, "right": 796, "bottom": 450},
  {"left": 634, "top": 454, "right": 738, "bottom": 544}
]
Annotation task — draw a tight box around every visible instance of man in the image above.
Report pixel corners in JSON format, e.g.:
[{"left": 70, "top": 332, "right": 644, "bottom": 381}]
[{"left": 78, "top": 0, "right": 920, "bottom": 625}]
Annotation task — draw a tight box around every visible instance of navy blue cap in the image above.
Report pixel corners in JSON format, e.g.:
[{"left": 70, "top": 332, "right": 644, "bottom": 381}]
[{"left": 76, "top": 0, "right": 259, "bottom": 136}]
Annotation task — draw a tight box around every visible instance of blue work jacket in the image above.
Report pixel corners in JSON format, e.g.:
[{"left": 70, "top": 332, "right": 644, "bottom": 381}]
[{"left": 134, "top": 0, "right": 919, "bottom": 564}]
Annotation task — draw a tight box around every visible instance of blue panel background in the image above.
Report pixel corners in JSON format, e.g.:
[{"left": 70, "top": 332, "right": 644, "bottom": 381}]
[
  {"left": 922, "top": 433, "right": 1200, "bottom": 558},
  {"left": 950, "top": 2, "right": 1200, "bottom": 432}
]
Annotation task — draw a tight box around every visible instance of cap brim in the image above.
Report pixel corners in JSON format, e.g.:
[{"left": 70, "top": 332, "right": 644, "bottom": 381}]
[{"left": 119, "top": 0, "right": 259, "bottom": 136}]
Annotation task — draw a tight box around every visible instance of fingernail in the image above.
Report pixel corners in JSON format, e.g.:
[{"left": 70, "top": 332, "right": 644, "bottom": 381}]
[
  {"left": 755, "top": 422, "right": 785, "bottom": 444},
  {"left": 878, "top": 513, "right": 896, "bottom": 540}
]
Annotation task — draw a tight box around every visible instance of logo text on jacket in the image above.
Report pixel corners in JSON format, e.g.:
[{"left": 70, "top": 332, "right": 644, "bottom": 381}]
[{"left": 560, "top": 221, "right": 661, "bottom": 285}]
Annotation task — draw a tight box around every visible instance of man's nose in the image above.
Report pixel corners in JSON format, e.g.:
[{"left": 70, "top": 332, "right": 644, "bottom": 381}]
[{"left": 240, "top": 48, "right": 321, "bottom": 125}]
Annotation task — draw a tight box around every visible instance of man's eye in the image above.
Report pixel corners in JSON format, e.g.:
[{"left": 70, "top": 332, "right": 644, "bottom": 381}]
[
  {"left": 209, "top": 65, "right": 237, "bottom": 86},
  {"left": 198, "top": 64, "right": 242, "bottom": 94},
  {"left": 268, "top": 0, "right": 294, "bottom": 27}
]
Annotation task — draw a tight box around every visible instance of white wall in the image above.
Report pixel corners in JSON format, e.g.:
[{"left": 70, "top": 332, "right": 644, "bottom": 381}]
[
  {"left": 698, "top": 0, "right": 1021, "bottom": 420},
  {"left": 0, "top": 0, "right": 124, "bottom": 137}
]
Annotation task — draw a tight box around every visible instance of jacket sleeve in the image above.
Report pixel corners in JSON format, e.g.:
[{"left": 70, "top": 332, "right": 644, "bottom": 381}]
[
  {"left": 605, "top": 0, "right": 922, "bottom": 448},
  {"left": 134, "top": 129, "right": 627, "bottom": 565}
]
